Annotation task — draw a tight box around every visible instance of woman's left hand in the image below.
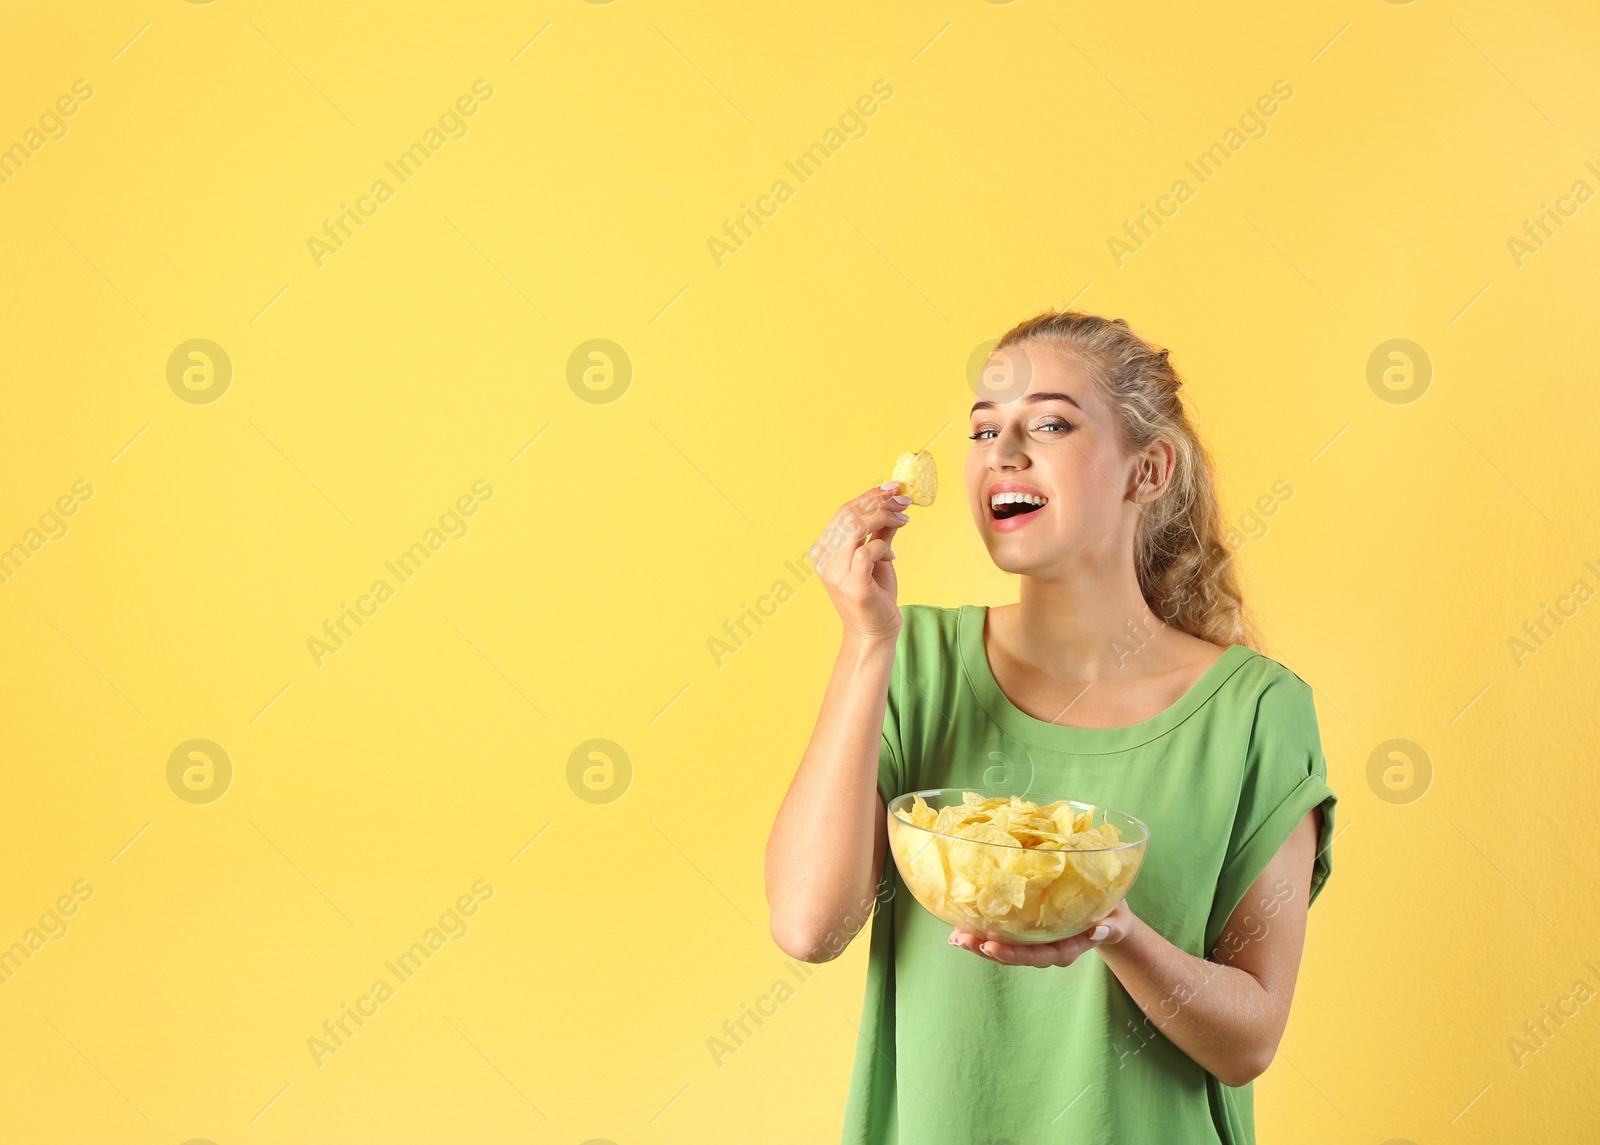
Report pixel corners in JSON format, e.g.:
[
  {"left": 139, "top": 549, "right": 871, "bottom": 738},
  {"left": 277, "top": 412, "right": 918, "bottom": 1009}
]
[{"left": 948, "top": 899, "right": 1136, "bottom": 967}]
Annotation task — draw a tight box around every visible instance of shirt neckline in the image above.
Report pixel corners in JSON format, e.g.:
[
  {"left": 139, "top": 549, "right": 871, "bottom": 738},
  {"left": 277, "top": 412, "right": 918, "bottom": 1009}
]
[{"left": 957, "top": 603, "right": 1257, "bottom": 755}]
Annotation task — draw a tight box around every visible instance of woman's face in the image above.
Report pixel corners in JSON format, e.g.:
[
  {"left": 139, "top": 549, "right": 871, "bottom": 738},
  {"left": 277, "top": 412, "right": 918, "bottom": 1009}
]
[{"left": 964, "top": 342, "right": 1149, "bottom": 577}]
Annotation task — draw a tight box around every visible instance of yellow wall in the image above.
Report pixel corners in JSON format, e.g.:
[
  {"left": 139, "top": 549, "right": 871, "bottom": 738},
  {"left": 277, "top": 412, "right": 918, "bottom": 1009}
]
[{"left": 3, "top": 2, "right": 1598, "bottom": 1142}]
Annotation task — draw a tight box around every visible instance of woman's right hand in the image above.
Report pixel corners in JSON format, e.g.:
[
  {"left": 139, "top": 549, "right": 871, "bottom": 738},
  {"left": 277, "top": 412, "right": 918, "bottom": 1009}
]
[{"left": 809, "top": 482, "right": 911, "bottom": 645}]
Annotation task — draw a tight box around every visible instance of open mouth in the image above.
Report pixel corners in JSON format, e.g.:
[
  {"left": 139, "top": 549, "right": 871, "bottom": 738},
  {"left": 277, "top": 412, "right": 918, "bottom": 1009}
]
[{"left": 990, "top": 492, "right": 1047, "bottom": 521}]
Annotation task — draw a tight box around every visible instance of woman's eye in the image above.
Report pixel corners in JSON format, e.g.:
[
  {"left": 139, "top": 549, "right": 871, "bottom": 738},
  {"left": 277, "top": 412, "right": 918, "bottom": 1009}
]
[{"left": 969, "top": 421, "right": 1070, "bottom": 440}]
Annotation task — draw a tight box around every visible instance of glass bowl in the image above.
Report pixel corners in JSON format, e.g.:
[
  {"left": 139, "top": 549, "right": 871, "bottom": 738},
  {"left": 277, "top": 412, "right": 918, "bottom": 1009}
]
[{"left": 886, "top": 787, "right": 1149, "bottom": 944}]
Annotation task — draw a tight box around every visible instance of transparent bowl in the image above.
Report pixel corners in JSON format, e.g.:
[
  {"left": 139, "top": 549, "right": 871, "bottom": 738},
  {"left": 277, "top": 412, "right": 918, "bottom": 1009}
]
[{"left": 886, "top": 788, "right": 1149, "bottom": 944}]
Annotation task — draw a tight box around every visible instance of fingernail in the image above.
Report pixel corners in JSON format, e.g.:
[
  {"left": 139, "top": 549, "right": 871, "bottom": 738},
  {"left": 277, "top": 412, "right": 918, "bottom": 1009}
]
[
  {"left": 892, "top": 494, "right": 912, "bottom": 506},
  {"left": 879, "top": 481, "right": 900, "bottom": 491},
  {"left": 948, "top": 934, "right": 959, "bottom": 946},
  {"left": 1090, "top": 924, "right": 1110, "bottom": 941},
  {"left": 885, "top": 549, "right": 896, "bottom": 559},
  {"left": 893, "top": 513, "right": 910, "bottom": 523}
]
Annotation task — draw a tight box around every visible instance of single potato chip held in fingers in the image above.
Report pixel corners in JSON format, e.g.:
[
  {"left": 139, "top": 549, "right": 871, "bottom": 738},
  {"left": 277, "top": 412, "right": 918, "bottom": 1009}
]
[{"left": 892, "top": 450, "right": 938, "bottom": 506}]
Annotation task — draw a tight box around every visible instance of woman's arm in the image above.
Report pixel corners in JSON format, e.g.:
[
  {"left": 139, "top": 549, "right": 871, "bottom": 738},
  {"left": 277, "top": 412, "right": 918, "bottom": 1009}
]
[
  {"left": 764, "top": 484, "right": 909, "bottom": 963},
  {"left": 765, "top": 640, "right": 894, "bottom": 962},
  {"left": 951, "top": 808, "right": 1323, "bottom": 1087}
]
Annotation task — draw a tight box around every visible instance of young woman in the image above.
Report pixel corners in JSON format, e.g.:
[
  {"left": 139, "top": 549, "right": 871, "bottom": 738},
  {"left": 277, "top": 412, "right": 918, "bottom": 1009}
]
[{"left": 764, "top": 311, "right": 1337, "bottom": 1144}]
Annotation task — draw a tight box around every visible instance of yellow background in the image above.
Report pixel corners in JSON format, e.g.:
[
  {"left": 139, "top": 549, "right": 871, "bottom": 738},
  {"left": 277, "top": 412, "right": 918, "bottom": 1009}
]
[{"left": 3, "top": 1, "right": 1599, "bottom": 1142}]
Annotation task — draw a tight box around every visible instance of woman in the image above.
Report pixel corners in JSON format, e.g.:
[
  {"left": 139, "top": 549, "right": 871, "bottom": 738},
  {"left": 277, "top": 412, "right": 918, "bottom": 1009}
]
[{"left": 764, "top": 310, "right": 1337, "bottom": 1144}]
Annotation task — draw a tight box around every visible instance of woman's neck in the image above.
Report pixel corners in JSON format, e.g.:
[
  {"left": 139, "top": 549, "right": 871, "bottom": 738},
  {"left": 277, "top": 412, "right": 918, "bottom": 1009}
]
[{"left": 1007, "top": 561, "right": 1168, "bottom": 683}]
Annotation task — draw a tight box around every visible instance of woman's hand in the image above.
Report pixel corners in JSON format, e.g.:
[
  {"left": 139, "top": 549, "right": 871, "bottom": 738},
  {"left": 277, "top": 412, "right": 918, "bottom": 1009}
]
[
  {"left": 947, "top": 899, "right": 1135, "bottom": 968},
  {"left": 809, "top": 483, "right": 911, "bottom": 645}
]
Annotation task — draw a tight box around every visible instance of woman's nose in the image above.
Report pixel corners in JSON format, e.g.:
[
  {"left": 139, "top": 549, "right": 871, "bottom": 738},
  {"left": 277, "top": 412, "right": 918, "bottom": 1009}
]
[{"left": 989, "top": 428, "right": 1029, "bottom": 469}]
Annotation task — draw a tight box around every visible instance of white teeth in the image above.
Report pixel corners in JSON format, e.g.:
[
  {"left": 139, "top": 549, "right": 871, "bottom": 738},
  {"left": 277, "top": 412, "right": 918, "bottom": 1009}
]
[{"left": 990, "top": 492, "right": 1046, "bottom": 508}]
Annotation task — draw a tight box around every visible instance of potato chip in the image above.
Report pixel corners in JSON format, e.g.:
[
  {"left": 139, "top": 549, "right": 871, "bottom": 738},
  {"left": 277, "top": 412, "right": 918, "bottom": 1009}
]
[
  {"left": 892, "top": 450, "right": 938, "bottom": 506},
  {"left": 906, "top": 836, "right": 948, "bottom": 898},
  {"left": 977, "top": 868, "right": 1027, "bottom": 916}
]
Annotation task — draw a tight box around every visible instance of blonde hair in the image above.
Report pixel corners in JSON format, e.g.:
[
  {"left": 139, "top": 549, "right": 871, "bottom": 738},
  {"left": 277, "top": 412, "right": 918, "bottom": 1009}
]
[{"left": 995, "top": 310, "right": 1262, "bottom": 651}]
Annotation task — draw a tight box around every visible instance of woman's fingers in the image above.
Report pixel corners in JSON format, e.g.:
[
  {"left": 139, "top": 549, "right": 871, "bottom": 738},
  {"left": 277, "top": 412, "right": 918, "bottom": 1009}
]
[
  {"left": 857, "top": 537, "right": 893, "bottom": 566},
  {"left": 987, "top": 938, "right": 1086, "bottom": 967},
  {"left": 844, "top": 501, "right": 909, "bottom": 546},
  {"left": 808, "top": 486, "right": 912, "bottom": 641},
  {"left": 812, "top": 495, "right": 909, "bottom": 572},
  {"left": 948, "top": 928, "right": 1104, "bottom": 968}
]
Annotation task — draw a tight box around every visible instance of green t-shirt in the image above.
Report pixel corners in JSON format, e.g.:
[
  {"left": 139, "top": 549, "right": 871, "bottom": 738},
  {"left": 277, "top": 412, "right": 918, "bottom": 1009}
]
[{"left": 842, "top": 605, "right": 1336, "bottom": 1145}]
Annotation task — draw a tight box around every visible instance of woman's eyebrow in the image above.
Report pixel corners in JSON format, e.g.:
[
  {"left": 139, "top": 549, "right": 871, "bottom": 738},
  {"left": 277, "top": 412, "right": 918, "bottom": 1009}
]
[{"left": 970, "top": 391, "right": 1083, "bottom": 413}]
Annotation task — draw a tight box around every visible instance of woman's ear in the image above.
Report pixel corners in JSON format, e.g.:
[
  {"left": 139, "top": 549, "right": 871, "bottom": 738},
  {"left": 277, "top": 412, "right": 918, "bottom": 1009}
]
[{"left": 1130, "top": 439, "right": 1177, "bottom": 504}]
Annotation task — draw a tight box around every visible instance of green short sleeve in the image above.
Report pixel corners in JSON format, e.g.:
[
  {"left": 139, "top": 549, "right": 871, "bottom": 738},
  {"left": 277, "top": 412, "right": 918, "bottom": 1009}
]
[{"left": 1204, "top": 671, "right": 1337, "bottom": 954}]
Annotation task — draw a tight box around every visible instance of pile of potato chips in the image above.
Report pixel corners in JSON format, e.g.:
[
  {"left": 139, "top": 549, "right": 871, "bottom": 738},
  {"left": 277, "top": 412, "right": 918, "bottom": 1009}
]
[{"left": 889, "top": 792, "right": 1142, "bottom": 941}]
